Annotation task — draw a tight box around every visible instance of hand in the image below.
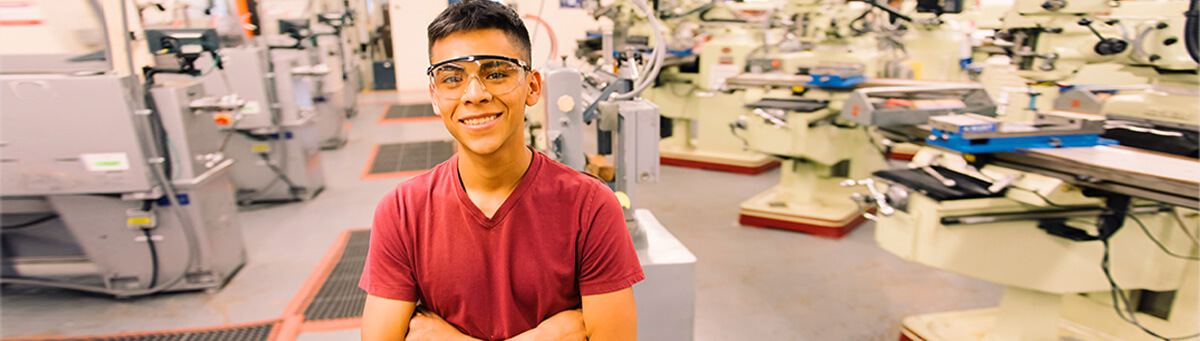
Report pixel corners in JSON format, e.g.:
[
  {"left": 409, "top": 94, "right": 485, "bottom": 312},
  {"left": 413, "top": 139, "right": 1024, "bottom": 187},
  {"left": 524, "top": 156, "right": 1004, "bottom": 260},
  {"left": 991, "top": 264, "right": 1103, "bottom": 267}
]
[
  {"left": 509, "top": 309, "right": 587, "bottom": 341},
  {"left": 406, "top": 310, "right": 480, "bottom": 341}
]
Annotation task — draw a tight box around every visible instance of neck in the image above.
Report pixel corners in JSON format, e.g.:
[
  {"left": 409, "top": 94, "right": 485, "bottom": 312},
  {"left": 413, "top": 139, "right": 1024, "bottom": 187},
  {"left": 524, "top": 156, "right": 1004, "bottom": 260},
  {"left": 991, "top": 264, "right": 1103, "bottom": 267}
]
[{"left": 458, "top": 144, "right": 533, "bottom": 194}]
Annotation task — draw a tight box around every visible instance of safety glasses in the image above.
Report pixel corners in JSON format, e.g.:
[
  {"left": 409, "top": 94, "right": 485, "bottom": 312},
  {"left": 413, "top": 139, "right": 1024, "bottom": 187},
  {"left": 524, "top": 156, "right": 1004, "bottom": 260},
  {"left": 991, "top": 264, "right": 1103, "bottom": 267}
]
[{"left": 426, "top": 55, "right": 531, "bottom": 100}]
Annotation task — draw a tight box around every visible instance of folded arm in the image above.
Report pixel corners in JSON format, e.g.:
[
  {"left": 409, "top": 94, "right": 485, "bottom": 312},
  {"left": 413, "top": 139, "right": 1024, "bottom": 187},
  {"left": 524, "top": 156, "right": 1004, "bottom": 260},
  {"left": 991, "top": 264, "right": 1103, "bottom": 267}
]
[
  {"left": 363, "top": 295, "right": 481, "bottom": 341},
  {"left": 362, "top": 294, "right": 416, "bottom": 340},
  {"left": 580, "top": 287, "right": 637, "bottom": 341}
]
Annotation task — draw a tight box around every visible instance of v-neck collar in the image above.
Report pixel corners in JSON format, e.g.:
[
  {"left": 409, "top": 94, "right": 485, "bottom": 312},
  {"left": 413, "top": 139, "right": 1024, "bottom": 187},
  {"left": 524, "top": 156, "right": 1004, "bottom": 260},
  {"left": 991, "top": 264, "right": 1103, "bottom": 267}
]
[{"left": 451, "top": 148, "right": 543, "bottom": 228}]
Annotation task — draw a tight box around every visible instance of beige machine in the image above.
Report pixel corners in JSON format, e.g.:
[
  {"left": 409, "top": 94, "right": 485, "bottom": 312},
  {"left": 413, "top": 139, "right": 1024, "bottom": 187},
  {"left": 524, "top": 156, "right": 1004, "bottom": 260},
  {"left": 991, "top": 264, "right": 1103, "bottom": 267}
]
[
  {"left": 844, "top": 0, "right": 1200, "bottom": 339},
  {"left": 853, "top": 147, "right": 1199, "bottom": 341},
  {"left": 708, "top": 0, "right": 972, "bottom": 238},
  {"left": 643, "top": 1, "right": 788, "bottom": 174}
]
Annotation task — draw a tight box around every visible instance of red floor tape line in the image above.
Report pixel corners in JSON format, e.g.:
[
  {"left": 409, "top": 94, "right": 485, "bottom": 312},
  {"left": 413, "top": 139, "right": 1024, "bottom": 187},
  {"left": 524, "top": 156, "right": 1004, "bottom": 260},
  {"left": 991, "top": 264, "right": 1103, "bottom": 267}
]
[{"left": 275, "top": 229, "right": 369, "bottom": 341}]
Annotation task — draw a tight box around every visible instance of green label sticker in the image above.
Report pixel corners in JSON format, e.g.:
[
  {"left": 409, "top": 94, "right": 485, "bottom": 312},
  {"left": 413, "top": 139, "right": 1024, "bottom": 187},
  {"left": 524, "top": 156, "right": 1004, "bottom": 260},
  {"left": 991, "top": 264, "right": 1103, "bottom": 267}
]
[
  {"left": 81, "top": 153, "right": 130, "bottom": 172},
  {"left": 241, "top": 100, "right": 261, "bottom": 114}
]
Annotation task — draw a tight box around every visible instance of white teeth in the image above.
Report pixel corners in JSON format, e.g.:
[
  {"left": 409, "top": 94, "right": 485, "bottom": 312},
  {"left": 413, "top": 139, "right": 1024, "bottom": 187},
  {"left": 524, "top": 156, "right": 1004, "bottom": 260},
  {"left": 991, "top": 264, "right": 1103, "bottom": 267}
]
[{"left": 462, "top": 114, "right": 499, "bottom": 126}]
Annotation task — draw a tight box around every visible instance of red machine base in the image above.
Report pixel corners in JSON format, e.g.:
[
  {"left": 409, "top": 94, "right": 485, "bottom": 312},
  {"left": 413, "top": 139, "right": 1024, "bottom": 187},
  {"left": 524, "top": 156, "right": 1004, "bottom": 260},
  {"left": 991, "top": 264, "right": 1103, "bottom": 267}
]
[
  {"left": 660, "top": 157, "right": 781, "bottom": 175},
  {"left": 738, "top": 213, "right": 870, "bottom": 239}
]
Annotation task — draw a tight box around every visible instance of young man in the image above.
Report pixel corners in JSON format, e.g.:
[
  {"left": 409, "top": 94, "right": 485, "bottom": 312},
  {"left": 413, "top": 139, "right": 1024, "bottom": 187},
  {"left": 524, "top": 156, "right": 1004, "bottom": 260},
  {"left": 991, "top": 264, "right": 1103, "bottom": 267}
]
[{"left": 359, "top": 1, "right": 644, "bottom": 340}]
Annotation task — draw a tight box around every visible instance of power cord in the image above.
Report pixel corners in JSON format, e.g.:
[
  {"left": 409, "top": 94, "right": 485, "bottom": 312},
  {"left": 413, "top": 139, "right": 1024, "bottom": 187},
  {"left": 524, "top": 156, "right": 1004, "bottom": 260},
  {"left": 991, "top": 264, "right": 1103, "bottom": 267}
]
[
  {"left": 1128, "top": 214, "right": 1199, "bottom": 261},
  {"left": 1101, "top": 237, "right": 1199, "bottom": 340},
  {"left": 1170, "top": 210, "right": 1200, "bottom": 245},
  {"left": 1, "top": 215, "right": 59, "bottom": 230},
  {"left": 1009, "top": 186, "right": 1101, "bottom": 210},
  {"left": 258, "top": 153, "right": 301, "bottom": 201},
  {"left": 140, "top": 227, "right": 159, "bottom": 288},
  {"left": 139, "top": 200, "right": 160, "bottom": 289}
]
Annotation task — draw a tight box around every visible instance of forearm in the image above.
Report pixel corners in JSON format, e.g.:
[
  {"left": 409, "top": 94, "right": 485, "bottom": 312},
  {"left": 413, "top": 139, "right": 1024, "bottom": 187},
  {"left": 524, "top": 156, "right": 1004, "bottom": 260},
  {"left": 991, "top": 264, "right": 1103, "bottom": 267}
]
[
  {"left": 505, "top": 308, "right": 586, "bottom": 341},
  {"left": 406, "top": 307, "right": 482, "bottom": 341}
]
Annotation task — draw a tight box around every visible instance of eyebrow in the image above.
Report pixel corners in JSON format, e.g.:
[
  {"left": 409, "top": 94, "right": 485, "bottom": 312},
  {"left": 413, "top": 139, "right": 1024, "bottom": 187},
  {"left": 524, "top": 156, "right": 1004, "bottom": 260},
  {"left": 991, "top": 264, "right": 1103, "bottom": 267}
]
[
  {"left": 479, "top": 60, "right": 510, "bottom": 69},
  {"left": 434, "top": 63, "right": 467, "bottom": 72}
]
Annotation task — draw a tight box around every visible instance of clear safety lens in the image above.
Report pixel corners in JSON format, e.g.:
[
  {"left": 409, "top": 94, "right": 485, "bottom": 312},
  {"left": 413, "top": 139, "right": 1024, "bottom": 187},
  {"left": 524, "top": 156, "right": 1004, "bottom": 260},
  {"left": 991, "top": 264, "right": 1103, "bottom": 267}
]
[{"left": 430, "top": 59, "right": 524, "bottom": 99}]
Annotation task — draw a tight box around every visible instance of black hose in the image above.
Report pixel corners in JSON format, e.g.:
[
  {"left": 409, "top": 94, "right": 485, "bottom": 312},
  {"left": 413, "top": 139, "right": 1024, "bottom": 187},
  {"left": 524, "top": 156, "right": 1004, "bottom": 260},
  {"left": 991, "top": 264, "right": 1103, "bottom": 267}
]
[
  {"left": 699, "top": 6, "right": 748, "bottom": 23},
  {"left": 1, "top": 215, "right": 59, "bottom": 230},
  {"left": 847, "top": 0, "right": 913, "bottom": 23},
  {"left": 139, "top": 200, "right": 159, "bottom": 288},
  {"left": 141, "top": 228, "right": 159, "bottom": 288},
  {"left": 661, "top": 2, "right": 716, "bottom": 19},
  {"left": 140, "top": 68, "right": 174, "bottom": 180},
  {"left": 1185, "top": 0, "right": 1199, "bottom": 63}
]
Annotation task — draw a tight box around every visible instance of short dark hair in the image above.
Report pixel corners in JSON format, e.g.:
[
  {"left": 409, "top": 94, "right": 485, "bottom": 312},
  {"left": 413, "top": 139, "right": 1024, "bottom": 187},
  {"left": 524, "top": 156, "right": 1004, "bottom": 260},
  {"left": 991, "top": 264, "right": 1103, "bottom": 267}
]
[{"left": 427, "top": 0, "right": 532, "bottom": 64}]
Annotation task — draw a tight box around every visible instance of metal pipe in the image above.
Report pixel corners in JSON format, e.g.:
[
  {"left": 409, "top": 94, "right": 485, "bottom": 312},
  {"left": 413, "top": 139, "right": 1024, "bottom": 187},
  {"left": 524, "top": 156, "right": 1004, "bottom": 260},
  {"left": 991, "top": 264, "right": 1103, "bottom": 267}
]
[{"left": 941, "top": 206, "right": 1165, "bottom": 226}]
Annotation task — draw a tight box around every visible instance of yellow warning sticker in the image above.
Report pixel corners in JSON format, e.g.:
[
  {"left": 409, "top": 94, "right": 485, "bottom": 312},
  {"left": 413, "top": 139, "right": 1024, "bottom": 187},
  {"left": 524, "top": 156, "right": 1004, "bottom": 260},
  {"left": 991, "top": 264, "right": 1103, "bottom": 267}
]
[
  {"left": 251, "top": 144, "right": 271, "bottom": 153},
  {"left": 127, "top": 217, "right": 152, "bottom": 226}
]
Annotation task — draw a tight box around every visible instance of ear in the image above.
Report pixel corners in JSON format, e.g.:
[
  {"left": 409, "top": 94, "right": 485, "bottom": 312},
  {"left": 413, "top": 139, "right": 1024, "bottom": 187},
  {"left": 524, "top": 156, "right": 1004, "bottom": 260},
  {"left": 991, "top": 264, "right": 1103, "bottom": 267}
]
[{"left": 524, "top": 69, "right": 542, "bottom": 107}]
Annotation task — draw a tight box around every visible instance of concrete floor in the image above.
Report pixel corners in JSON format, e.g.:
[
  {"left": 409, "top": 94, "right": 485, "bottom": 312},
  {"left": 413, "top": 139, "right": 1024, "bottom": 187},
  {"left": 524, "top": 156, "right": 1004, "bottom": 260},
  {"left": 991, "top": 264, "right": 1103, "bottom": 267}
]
[{"left": 1, "top": 90, "right": 1003, "bottom": 340}]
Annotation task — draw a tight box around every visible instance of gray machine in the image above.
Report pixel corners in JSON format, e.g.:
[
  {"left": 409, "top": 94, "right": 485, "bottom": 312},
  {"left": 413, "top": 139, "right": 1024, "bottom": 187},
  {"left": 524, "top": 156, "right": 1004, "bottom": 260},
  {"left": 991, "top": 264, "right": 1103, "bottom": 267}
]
[
  {"left": 541, "top": 61, "right": 696, "bottom": 341},
  {"left": 0, "top": 14, "right": 246, "bottom": 297},
  {"left": 153, "top": 30, "right": 327, "bottom": 205},
  {"left": 315, "top": 12, "right": 362, "bottom": 120},
  {"left": 269, "top": 18, "right": 350, "bottom": 150}
]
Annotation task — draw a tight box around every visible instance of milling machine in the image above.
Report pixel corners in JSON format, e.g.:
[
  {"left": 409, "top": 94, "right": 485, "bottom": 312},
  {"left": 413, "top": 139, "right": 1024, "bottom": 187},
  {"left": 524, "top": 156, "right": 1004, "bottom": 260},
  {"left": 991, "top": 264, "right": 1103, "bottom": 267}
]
[
  {"left": 716, "top": 0, "right": 972, "bottom": 238},
  {"left": 840, "top": 0, "right": 1200, "bottom": 339}
]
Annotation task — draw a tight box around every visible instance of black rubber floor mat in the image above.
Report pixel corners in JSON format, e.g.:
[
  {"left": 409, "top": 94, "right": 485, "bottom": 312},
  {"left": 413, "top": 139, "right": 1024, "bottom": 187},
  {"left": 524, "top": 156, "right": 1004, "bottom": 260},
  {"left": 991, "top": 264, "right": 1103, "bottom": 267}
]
[
  {"left": 11, "top": 320, "right": 280, "bottom": 341},
  {"left": 366, "top": 140, "right": 456, "bottom": 175},
  {"left": 384, "top": 103, "right": 436, "bottom": 120},
  {"left": 303, "top": 230, "right": 370, "bottom": 321}
]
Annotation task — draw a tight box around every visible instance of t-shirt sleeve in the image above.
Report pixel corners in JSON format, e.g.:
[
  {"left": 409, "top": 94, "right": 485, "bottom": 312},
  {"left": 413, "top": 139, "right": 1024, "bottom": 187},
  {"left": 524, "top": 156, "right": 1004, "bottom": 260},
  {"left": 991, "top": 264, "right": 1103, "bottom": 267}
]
[
  {"left": 358, "top": 188, "right": 420, "bottom": 302},
  {"left": 577, "top": 183, "right": 645, "bottom": 296}
]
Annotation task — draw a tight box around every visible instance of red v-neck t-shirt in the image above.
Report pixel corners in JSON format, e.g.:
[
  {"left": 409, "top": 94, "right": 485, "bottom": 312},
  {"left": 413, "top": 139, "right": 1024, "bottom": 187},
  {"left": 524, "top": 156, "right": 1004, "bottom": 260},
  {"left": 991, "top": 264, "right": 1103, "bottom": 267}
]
[{"left": 359, "top": 150, "right": 644, "bottom": 341}]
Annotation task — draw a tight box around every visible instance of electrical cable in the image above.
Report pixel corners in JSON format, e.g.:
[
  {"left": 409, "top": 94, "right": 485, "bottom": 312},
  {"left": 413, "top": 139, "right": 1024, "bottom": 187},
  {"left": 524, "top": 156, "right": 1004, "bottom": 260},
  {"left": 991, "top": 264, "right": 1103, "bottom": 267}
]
[
  {"left": 141, "top": 228, "right": 160, "bottom": 288},
  {"left": 1100, "top": 237, "right": 1200, "bottom": 340},
  {"left": 698, "top": 5, "right": 748, "bottom": 23},
  {"left": 1171, "top": 209, "right": 1200, "bottom": 245},
  {"left": 258, "top": 152, "right": 301, "bottom": 200},
  {"left": 661, "top": 2, "right": 716, "bottom": 19},
  {"left": 846, "top": 0, "right": 912, "bottom": 23},
  {"left": 140, "top": 200, "right": 160, "bottom": 289},
  {"left": 1184, "top": 0, "right": 1199, "bottom": 63},
  {"left": 862, "top": 126, "right": 892, "bottom": 162},
  {"left": 1009, "top": 186, "right": 1102, "bottom": 210},
  {"left": 1, "top": 215, "right": 59, "bottom": 230},
  {"left": 237, "top": 177, "right": 283, "bottom": 204},
  {"left": 848, "top": 7, "right": 875, "bottom": 35},
  {"left": 1129, "top": 214, "right": 1200, "bottom": 261}
]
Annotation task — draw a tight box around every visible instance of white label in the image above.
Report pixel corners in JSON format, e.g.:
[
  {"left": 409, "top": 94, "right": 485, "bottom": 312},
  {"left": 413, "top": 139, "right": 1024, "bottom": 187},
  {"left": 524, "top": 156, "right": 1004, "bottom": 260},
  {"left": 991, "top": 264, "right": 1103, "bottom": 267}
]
[
  {"left": 80, "top": 153, "right": 130, "bottom": 172},
  {"left": 709, "top": 64, "right": 741, "bottom": 90},
  {"left": 241, "top": 100, "right": 261, "bottom": 114}
]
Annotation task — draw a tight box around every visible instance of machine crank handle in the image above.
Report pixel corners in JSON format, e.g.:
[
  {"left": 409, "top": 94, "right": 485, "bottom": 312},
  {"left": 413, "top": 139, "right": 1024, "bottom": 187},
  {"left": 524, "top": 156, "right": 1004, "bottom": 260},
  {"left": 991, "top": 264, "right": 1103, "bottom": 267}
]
[
  {"left": 849, "top": 193, "right": 881, "bottom": 222},
  {"left": 841, "top": 178, "right": 896, "bottom": 216},
  {"left": 752, "top": 108, "right": 789, "bottom": 128},
  {"left": 919, "top": 165, "right": 956, "bottom": 187}
]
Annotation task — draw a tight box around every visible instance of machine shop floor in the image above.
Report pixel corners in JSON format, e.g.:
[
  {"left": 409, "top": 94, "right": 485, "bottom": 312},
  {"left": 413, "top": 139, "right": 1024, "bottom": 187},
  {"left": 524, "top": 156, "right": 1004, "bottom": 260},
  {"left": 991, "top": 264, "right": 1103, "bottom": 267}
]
[{"left": 1, "top": 90, "right": 1003, "bottom": 340}]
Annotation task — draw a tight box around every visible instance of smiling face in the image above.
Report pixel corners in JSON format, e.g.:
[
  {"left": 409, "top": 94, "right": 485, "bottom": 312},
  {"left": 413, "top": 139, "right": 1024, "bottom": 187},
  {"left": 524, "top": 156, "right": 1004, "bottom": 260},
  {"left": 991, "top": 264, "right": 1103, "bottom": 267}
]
[{"left": 429, "top": 28, "right": 542, "bottom": 158}]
